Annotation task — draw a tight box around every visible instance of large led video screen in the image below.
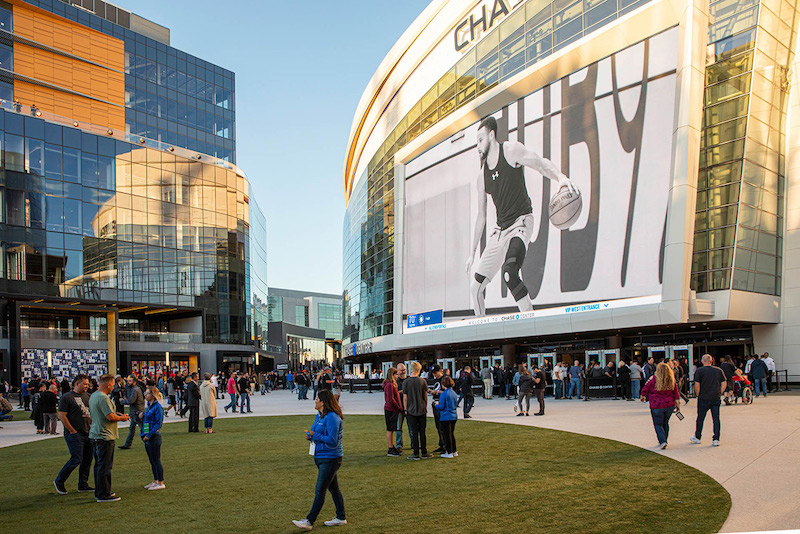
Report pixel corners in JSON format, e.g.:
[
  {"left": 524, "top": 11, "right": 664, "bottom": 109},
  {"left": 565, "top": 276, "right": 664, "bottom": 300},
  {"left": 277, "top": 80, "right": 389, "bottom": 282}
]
[{"left": 403, "top": 28, "right": 679, "bottom": 333}]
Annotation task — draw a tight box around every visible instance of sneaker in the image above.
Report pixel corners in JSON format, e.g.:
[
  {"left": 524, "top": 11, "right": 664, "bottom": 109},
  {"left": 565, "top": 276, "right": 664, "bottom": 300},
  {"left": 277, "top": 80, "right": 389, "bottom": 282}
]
[
  {"left": 440, "top": 453, "right": 454, "bottom": 458},
  {"left": 77, "top": 486, "right": 94, "bottom": 493},
  {"left": 690, "top": 435, "right": 701, "bottom": 444},
  {"left": 387, "top": 448, "right": 400, "bottom": 457},
  {"left": 453, "top": 451, "right": 458, "bottom": 457},
  {"left": 147, "top": 483, "right": 165, "bottom": 490},
  {"left": 659, "top": 442, "right": 668, "bottom": 449},
  {"left": 432, "top": 447, "right": 444, "bottom": 453},
  {"left": 420, "top": 453, "right": 434, "bottom": 459},
  {"left": 712, "top": 440, "right": 720, "bottom": 447},
  {"left": 292, "top": 519, "right": 313, "bottom": 530},
  {"left": 464, "top": 414, "right": 472, "bottom": 419},
  {"left": 516, "top": 412, "right": 525, "bottom": 417},
  {"left": 118, "top": 445, "right": 131, "bottom": 450},
  {"left": 54, "top": 480, "right": 67, "bottom": 495},
  {"left": 534, "top": 412, "right": 544, "bottom": 416},
  {"left": 144, "top": 482, "right": 157, "bottom": 489},
  {"left": 407, "top": 455, "right": 421, "bottom": 460},
  {"left": 323, "top": 518, "right": 348, "bottom": 527},
  {"left": 525, "top": 413, "right": 530, "bottom": 416},
  {"left": 96, "top": 496, "right": 121, "bottom": 502}
]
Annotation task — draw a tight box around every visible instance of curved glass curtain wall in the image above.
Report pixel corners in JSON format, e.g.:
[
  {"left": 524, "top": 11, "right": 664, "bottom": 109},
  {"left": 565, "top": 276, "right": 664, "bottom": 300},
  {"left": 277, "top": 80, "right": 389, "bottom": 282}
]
[
  {"left": 691, "top": 0, "right": 798, "bottom": 295},
  {"left": 343, "top": 0, "right": 655, "bottom": 343},
  {"left": 0, "top": 109, "right": 253, "bottom": 344}
]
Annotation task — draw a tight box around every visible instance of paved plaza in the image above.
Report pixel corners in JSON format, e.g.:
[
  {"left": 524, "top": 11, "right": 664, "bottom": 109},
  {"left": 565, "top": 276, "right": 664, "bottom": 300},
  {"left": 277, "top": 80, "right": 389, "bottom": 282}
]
[{"left": 1, "top": 389, "right": 798, "bottom": 533}]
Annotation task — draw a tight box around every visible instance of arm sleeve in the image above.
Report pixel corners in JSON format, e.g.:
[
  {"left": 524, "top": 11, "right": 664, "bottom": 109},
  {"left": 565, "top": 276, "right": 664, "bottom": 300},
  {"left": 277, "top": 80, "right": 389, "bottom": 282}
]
[
  {"left": 641, "top": 379, "right": 653, "bottom": 397},
  {"left": 99, "top": 395, "right": 114, "bottom": 420},
  {"left": 145, "top": 405, "right": 164, "bottom": 438}
]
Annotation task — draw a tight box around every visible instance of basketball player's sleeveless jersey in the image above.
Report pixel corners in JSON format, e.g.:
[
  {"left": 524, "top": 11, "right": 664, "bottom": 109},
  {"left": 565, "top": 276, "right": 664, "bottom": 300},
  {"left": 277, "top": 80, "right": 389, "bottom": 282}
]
[{"left": 483, "top": 143, "right": 533, "bottom": 230}]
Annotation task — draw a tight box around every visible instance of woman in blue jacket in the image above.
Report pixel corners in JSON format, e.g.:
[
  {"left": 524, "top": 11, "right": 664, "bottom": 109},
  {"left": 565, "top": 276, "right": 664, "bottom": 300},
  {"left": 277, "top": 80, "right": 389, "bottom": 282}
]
[
  {"left": 436, "top": 376, "right": 458, "bottom": 458},
  {"left": 141, "top": 386, "right": 165, "bottom": 490},
  {"left": 292, "top": 389, "right": 346, "bottom": 531}
]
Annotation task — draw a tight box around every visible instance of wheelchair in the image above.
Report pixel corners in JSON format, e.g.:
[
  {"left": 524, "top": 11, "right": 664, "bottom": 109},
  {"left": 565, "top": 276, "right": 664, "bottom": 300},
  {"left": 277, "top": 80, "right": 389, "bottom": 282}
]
[{"left": 727, "top": 381, "right": 753, "bottom": 405}]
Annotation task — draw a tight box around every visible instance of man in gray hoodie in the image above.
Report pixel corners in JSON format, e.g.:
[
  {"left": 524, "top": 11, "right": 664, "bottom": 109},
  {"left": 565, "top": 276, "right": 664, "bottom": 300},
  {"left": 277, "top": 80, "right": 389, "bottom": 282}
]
[{"left": 119, "top": 375, "right": 145, "bottom": 449}]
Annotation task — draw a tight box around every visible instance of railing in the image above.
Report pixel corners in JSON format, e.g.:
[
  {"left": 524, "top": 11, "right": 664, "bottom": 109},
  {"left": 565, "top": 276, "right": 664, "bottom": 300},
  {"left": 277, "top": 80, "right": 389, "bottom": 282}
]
[
  {"left": 119, "top": 331, "right": 201, "bottom": 344},
  {"left": 20, "top": 326, "right": 107, "bottom": 341},
  {"left": 0, "top": 98, "right": 247, "bottom": 178},
  {"left": 773, "top": 370, "right": 791, "bottom": 392}
]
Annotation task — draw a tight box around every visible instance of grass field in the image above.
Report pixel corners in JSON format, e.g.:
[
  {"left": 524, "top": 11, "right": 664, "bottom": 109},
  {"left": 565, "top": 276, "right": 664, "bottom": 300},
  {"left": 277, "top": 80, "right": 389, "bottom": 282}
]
[{"left": 1, "top": 415, "right": 730, "bottom": 533}]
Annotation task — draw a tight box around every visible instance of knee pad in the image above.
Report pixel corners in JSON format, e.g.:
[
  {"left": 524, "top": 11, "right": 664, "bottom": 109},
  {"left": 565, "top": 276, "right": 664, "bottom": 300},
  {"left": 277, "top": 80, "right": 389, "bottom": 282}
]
[{"left": 503, "top": 238, "right": 528, "bottom": 301}]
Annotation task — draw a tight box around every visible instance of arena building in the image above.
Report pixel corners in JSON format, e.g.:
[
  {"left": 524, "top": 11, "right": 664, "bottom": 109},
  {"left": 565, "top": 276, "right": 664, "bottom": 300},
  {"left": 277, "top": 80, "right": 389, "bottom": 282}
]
[
  {"left": 0, "top": 0, "right": 268, "bottom": 384},
  {"left": 342, "top": 0, "right": 800, "bottom": 379}
]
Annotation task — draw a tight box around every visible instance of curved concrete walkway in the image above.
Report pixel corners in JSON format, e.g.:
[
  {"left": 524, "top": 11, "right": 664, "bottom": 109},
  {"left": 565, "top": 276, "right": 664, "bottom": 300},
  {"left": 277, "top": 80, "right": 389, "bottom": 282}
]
[{"left": 1, "top": 389, "right": 798, "bottom": 533}]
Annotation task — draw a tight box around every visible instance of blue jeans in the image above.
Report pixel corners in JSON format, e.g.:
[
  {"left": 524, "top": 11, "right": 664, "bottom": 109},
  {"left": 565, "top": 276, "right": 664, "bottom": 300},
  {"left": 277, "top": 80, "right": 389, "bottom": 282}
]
[
  {"left": 298, "top": 385, "right": 308, "bottom": 399},
  {"left": 225, "top": 393, "right": 238, "bottom": 411},
  {"left": 307, "top": 457, "right": 345, "bottom": 524},
  {"left": 754, "top": 378, "right": 767, "bottom": 397},
  {"left": 631, "top": 379, "right": 641, "bottom": 399},
  {"left": 695, "top": 399, "right": 721, "bottom": 441},
  {"left": 56, "top": 432, "right": 93, "bottom": 488},
  {"left": 650, "top": 407, "right": 673, "bottom": 444},
  {"left": 505, "top": 383, "right": 513, "bottom": 397},
  {"left": 554, "top": 380, "right": 563, "bottom": 398},
  {"left": 124, "top": 411, "right": 141, "bottom": 447},
  {"left": 143, "top": 433, "right": 164, "bottom": 481},
  {"left": 568, "top": 378, "right": 581, "bottom": 398},
  {"left": 91, "top": 439, "right": 115, "bottom": 500},
  {"left": 204, "top": 416, "right": 214, "bottom": 429},
  {"left": 239, "top": 391, "right": 250, "bottom": 412},
  {"left": 463, "top": 395, "right": 474, "bottom": 415}
]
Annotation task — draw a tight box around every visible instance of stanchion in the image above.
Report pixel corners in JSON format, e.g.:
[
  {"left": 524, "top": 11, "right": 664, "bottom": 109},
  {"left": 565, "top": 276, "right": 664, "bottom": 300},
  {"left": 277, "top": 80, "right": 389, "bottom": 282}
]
[
  {"left": 583, "top": 377, "right": 591, "bottom": 401},
  {"left": 612, "top": 375, "right": 619, "bottom": 400}
]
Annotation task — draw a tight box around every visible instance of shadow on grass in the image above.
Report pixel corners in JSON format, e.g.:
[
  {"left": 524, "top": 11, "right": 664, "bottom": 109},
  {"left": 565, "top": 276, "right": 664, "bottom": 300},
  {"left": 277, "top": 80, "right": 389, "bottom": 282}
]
[{"left": 1, "top": 414, "right": 730, "bottom": 533}]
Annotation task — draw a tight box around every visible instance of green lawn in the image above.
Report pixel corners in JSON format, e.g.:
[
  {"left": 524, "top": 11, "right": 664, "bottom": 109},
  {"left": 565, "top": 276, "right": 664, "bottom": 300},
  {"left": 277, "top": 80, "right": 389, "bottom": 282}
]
[{"left": 1, "top": 415, "right": 730, "bottom": 533}]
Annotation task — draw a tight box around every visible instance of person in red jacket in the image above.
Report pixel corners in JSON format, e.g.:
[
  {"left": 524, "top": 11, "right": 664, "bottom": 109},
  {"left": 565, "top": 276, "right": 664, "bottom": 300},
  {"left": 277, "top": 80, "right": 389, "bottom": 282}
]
[{"left": 382, "top": 367, "right": 403, "bottom": 457}]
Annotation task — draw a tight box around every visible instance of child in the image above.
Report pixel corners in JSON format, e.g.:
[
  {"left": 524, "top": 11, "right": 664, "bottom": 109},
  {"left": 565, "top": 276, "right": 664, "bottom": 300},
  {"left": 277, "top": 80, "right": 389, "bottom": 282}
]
[{"left": 436, "top": 376, "right": 458, "bottom": 458}]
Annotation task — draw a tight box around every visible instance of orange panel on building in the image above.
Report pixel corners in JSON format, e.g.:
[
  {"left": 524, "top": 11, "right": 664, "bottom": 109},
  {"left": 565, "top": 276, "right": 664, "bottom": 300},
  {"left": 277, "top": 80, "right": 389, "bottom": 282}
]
[{"left": 10, "top": 0, "right": 125, "bottom": 131}]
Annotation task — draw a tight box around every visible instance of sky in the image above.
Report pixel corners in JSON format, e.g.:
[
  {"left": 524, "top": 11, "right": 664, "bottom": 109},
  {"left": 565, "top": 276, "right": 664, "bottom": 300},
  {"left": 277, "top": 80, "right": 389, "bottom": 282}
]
[{"left": 121, "top": 0, "right": 432, "bottom": 295}]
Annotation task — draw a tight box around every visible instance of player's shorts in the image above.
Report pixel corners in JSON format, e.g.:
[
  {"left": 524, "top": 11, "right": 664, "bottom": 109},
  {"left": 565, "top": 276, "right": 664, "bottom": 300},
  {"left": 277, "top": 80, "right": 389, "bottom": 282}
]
[
  {"left": 384, "top": 410, "right": 400, "bottom": 431},
  {"left": 168, "top": 395, "right": 176, "bottom": 405},
  {"left": 475, "top": 213, "right": 535, "bottom": 280}
]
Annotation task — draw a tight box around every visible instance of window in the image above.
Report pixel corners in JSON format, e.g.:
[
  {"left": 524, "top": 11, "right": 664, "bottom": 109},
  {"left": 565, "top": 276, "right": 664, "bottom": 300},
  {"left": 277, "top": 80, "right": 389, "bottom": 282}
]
[{"left": 0, "top": 42, "right": 11, "bottom": 71}]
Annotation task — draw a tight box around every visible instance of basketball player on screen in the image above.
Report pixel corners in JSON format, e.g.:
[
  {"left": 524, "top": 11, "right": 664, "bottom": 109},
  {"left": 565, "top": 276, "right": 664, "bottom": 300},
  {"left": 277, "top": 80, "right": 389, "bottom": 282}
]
[{"left": 465, "top": 115, "right": 574, "bottom": 317}]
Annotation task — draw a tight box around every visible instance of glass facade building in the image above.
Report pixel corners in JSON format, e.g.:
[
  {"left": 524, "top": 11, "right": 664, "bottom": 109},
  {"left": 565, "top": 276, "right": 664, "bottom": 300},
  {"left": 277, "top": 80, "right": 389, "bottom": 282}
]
[
  {"left": 341, "top": 0, "right": 800, "bottom": 375},
  {"left": 0, "top": 0, "right": 265, "bottom": 384}
]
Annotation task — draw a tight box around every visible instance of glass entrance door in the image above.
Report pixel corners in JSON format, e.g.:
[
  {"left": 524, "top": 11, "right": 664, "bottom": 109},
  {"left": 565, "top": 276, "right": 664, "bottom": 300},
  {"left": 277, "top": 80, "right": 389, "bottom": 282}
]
[{"left": 437, "top": 358, "right": 456, "bottom": 375}]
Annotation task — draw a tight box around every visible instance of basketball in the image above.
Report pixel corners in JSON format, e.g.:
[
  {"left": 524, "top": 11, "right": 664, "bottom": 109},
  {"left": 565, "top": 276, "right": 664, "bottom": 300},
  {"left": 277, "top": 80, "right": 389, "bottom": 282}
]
[{"left": 548, "top": 184, "right": 582, "bottom": 230}]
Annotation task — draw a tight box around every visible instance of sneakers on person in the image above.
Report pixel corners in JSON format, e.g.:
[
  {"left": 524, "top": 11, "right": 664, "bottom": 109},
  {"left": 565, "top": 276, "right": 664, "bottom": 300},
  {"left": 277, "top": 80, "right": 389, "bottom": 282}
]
[
  {"left": 420, "top": 453, "right": 434, "bottom": 459},
  {"left": 96, "top": 496, "right": 121, "bottom": 502},
  {"left": 659, "top": 442, "right": 668, "bottom": 449},
  {"left": 440, "top": 453, "right": 453, "bottom": 458},
  {"left": 432, "top": 447, "right": 444, "bottom": 453},
  {"left": 323, "top": 518, "right": 347, "bottom": 527},
  {"left": 464, "top": 414, "right": 472, "bottom": 419},
  {"left": 516, "top": 412, "right": 525, "bottom": 417},
  {"left": 387, "top": 448, "right": 401, "bottom": 457},
  {"left": 147, "top": 483, "right": 165, "bottom": 490},
  {"left": 292, "top": 519, "right": 313, "bottom": 530},
  {"left": 453, "top": 451, "right": 458, "bottom": 457},
  {"left": 690, "top": 435, "right": 701, "bottom": 444},
  {"left": 77, "top": 486, "right": 94, "bottom": 493},
  {"left": 407, "top": 454, "right": 421, "bottom": 460},
  {"left": 54, "top": 480, "right": 67, "bottom": 495},
  {"left": 144, "top": 482, "right": 157, "bottom": 489},
  {"left": 712, "top": 440, "right": 720, "bottom": 447}
]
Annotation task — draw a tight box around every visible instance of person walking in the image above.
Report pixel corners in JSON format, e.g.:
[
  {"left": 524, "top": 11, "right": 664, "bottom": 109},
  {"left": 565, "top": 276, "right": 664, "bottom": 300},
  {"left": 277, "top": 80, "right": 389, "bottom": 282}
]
[
  {"left": 89, "top": 374, "right": 129, "bottom": 502},
  {"left": 383, "top": 367, "right": 403, "bottom": 457},
  {"left": 141, "top": 386, "right": 165, "bottom": 490},
  {"left": 54, "top": 375, "right": 93, "bottom": 495},
  {"left": 200, "top": 373, "right": 217, "bottom": 434},
  {"left": 224, "top": 372, "right": 238, "bottom": 413},
  {"left": 119, "top": 375, "right": 145, "bottom": 450},
  {"left": 640, "top": 362, "right": 681, "bottom": 449},
  {"left": 514, "top": 366, "right": 534, "bottom": 416},
  {"left": 750, "top": 354, "right": 768, "bottom": 398},
  {"left": 292, "top": 390, "right": 347, "bottom": 530},
  {"left": 690, "top": 354, "right": 727, "bottom": 447},
  {"left": 629, "top": 360, "right": 643, "bottom": 400},
  {"left": 185, "top": 373, "right": 201, "bottom": 432},
  {"left": 41, "top": 383, "right": 60, "bottom": 434},
  {"left": 164, "top": 374, "right": 178, "bottom": 417},
  {"left": 436, "top": 376, "right": 458, "bottom": 458},
  {"left": 532, "top": 364, "right": 547, "bottom": 416},
  {"left": 238, "top": 372, "right": 252, "bottom": 414},
  {"left": 403, "top": 361, "right": 432, "bottom": 460}
]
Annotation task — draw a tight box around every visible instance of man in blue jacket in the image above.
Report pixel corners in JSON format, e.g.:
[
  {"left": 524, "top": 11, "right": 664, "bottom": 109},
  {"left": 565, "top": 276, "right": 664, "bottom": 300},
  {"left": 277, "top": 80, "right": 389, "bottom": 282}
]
[{"left": 750, "top": 354, "right": 769, "bottom": 398}]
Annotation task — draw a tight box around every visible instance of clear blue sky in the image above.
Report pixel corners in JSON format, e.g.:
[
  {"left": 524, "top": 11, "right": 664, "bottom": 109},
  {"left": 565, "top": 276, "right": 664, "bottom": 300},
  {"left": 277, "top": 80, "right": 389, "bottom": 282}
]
[{"left": 121, "top": 0, "right": 432, "bottom": 294}]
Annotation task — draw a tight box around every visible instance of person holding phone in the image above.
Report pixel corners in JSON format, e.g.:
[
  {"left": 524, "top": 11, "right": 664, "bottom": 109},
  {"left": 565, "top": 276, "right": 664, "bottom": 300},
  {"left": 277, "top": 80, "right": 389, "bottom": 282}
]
[
  {"left": 640, "top": 362, "right": 681, "bottom": 450},
  {"left": 292, "top": 390, "right": 347, "bottom": 531}
]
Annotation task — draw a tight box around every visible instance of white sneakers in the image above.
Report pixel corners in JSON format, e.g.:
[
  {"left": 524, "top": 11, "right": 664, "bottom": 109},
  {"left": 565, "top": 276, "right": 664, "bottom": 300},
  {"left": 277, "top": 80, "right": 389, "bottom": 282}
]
[
  {"left": 659, "top": 442, "right": 667, "bottom": 449},
  {"left": 712, "top": 440, "right": 720, "bottom": 447},
  {"left": 440, "top": 453, "right": 454, "bottom": 458},
  {"left": 689, "top": 435, "right": 701, "bottom": 444},
  {"left": 148, "top": 483, "right": 166, "bottom": 490},
  {"left": 292, "top": 519, "right": 313, "bottom": 530},
  {"left": 291, "top": 518, "right": 347, "bottom": 530},
  {"left": 323, "top": 518, "right": 348, "bottom": 526}
]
